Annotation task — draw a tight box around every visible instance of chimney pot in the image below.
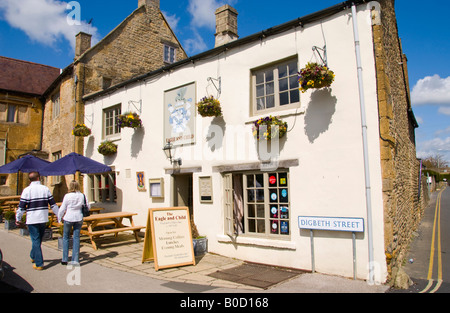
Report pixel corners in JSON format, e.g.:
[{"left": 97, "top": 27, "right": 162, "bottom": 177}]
[
  {"left": 75, "top": 32, "right": 92, "bottom": 58},
  {"left": 215, "top": 5, "right": 238, "bottom": 47}
]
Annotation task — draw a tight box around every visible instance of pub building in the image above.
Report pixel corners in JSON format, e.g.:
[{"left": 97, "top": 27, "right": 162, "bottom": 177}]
[{"left": 82, "top": 1, "right": 421, "bottom": 283}]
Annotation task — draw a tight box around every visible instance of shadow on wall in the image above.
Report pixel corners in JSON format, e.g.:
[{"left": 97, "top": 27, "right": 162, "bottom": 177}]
[
  {"left": 131, "top": 127, "right": 145, "bottom": 158},
  {"left": 207, "top": 116, "right": 226, "bottom": 152},
  {"left": 304, "top": 88, "right": 337, "bottom": 143},
  {"left": 85, "top": 136, "right": 95, "bottom": 158}
]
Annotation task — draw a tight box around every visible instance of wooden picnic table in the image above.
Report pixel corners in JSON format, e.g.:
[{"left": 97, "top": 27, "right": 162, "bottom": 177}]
[{"left": 81, "top": 212, "right": 145, "bottom": 250}]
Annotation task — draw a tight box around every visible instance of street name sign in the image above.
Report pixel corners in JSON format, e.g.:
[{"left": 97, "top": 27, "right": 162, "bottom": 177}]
[{"left": 298, "top": 216, "right": 364, "bottom": 233}]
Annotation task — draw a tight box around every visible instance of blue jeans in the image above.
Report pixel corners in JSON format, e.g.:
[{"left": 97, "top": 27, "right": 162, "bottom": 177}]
[
  {"left": 62, "top": 221, "right": 83, "bottom": 264},
  {"left": 28, "top": 223, "right": 46, "bottom": 267}
]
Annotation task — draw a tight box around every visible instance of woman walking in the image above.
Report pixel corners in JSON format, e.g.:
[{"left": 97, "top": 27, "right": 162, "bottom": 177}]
[{"left": 58, "top": 180, "right": 89, "bottom": 265}]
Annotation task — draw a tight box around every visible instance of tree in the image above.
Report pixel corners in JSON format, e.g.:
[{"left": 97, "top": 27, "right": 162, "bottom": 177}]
[{"left": 422, "top": 154, "right": 449, "bottom": 169}]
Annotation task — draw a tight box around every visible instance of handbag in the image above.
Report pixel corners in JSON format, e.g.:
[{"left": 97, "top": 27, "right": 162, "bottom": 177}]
[{"left": 81, "top": 194, "right": 90, "bottom": 217}]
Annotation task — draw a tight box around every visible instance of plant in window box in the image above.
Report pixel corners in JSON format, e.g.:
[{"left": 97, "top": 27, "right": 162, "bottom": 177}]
[
  {"left": 72, "top": 124, "right": 92, "bottom": 137},
  {"left": 98, "top": 140, "right": 118, "bottom": 156},
  {"left": 118, "top": 112, "right": 142, "bottom": 129},
  {"left": 191, "top": 219, "right": 207, "bottom": 256},
  {"left": 298, "top": 62, "right": 335, "bottom": 93},
  {"left": 252, "top": 116, "right": 288, "bottom": 141},
  {"left": 196, "top": 96, "right": 222, "bottom": 118}
]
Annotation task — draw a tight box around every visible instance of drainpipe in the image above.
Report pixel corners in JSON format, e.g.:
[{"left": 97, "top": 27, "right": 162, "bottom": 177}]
[{"left": 351, "top": 3, "right": 375, "bottom": 284}]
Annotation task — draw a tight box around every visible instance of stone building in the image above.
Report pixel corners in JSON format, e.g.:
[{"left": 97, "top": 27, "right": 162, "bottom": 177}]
[
  {"left": 42, "top": 0, "right": 187, "bottom": 200},
  {"left": 0, "top": 56, "right": 60, "bottom": 195}
]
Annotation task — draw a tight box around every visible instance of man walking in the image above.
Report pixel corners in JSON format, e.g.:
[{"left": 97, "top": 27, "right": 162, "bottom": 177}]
[{"left": 16, "top": 172, "right": 59, "bottom": 270}]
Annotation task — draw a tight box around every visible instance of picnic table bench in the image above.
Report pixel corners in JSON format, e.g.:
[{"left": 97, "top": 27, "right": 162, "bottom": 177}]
[{"left": 81, "top": 212, "right": 145, "bottom": 250}]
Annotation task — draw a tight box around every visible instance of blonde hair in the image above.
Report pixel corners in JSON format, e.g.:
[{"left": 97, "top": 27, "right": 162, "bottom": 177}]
[{"left": 68, "top": 180, "right": 81, "bottom": 193}]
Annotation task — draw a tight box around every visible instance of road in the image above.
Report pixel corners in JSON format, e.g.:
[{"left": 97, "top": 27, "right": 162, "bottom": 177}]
[{"left": 395, "top": 186, "right": 450, "bottom": 293}]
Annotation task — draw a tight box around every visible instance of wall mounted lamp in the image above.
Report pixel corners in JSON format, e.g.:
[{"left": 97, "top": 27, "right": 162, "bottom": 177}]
[{"left": 163, "top": 142, "right": 182, "bottom": 166}]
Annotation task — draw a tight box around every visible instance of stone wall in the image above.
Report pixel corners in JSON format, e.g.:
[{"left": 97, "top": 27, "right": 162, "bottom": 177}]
[
  {"left": 373, "top": 0, "right": 426, "bottom": 283},
  {"left": 42, "top": 72, "right": 75, "bottom": 201},
  {"left": 42, "top": 3, "right": 187, "bottom": 199},
  {"left": 78, "top": 5, "right": 187, "bottom": 96},
  {"left": 0, "top": 94, "right": 45, "bottom": 195}
]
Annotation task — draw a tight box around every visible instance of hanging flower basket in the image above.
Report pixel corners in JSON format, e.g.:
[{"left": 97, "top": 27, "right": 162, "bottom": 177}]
[
  {"left": 196, "top": 96, "right": 223, "bottom": 117},
  {"left": 118, "top": 112, "right": 142, "bottom": 129},
  {"left": 98, "top": 140, "right": 118, "bottom": 156},
  {"left": 72, "top": 124, "right": 92, "bottom": 137},
  {"left": 298, "top": 62, "right": 335, "bottom": 93},
  {"left": 252, "top": 116, "right": 288, "bottom": 141}
]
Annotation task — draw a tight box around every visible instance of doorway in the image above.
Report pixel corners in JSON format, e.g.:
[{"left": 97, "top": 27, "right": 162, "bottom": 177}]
[{"left": 173, "top": 173, "right": 193, "bottom": 218}]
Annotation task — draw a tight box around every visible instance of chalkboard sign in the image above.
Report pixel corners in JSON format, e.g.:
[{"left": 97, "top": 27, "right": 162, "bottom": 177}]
[{"left": 142, "top": 207, "right": 196, "bottom": 271}]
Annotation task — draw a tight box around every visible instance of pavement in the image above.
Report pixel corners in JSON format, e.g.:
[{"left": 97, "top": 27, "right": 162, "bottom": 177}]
[{"left": 0, "top": 225, "right": 389, "bottom": 293}]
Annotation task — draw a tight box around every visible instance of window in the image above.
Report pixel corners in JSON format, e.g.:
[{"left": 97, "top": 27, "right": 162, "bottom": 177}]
[
  {"left": 0, "top": 103, "right": 28, "bottom": 124},
  {"left": 52, "top": 151, "right": 62, "bottom": 185},
  {"left": 252, "top": 58, "right": 300, "bottom": 115},
  {"left": 224, "top": 171, "right": 290, "bottom": 239},
  {"left": 52, "top": 92, "right": 60, "bottom": 119},
  {"left": 164, "top": 45, "right": 176, "bottom": 64},
  {"left": 0, "top": 139, "right": 5, "bottom": 166},
  {"left": 88, "top": 172, "right": 117, "bottom": 203},
  {"left": 103, "top": 105, "right": 121, "bottom": 138},
  {"left": 6, "top": 105, "right": 17, "bottom": 122}
]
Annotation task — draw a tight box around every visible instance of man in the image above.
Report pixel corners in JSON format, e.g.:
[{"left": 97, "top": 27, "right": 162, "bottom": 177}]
[{"left": 16, "top": 172, "right": 59, "bottom": 270}]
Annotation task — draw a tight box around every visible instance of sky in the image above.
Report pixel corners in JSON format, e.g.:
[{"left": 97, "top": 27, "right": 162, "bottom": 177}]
[{"left": 0, "top": 0, "right": 449, "bottom": 164}]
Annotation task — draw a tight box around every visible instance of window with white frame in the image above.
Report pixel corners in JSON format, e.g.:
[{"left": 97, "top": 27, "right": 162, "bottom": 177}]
[
  {"left": 88, "top": 172, "right": 117, "bottom": 203},
  {"left": 103, "top": 105, "right": 121, "bottom": 138},
  {"left": 0, "top": 139, "right": 5, "bottom": 166},
  {"left": 164, "top": 45, "right": 176, "bottom": 64},
  {"left": 252, "top": 58, "right": 300, "bottom": 115},
  {"left": 52, "top": 92, "right": 60, "bottom": 119},
  {"left": 224, "top": 171, "right": 290, "bottom": 239},
  {"left": 52, "top": 151, "right": 62, "bottom": 184}
]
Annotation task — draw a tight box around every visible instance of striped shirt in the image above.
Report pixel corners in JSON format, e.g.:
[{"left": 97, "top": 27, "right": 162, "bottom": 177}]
[{"left": 16, "top": 181, "right": 59, "bottom": 225}]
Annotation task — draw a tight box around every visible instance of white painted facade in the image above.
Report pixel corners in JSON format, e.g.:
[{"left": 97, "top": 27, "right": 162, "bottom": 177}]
[{"left": 84, "top": 3, "right": 388, "bottom": 282}]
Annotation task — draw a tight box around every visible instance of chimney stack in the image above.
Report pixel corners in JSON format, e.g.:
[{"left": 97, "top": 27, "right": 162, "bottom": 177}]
[
  {"left": 75, "top": 32, "right": 92, "bottom": 58},
  {"left": 215, "top": 5, "right": 238, "bottom": 47},
  {"left": 138, "top": 0, "right": 160, "bottom": 9}
]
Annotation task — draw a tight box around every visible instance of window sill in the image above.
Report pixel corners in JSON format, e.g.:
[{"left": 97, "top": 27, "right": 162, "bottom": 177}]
[
  {"left": 104, "top": 135, "right": 121, "bottom": 143},
  {"left": 246, "top": 106, "right": 305, "bottom": 125},
  {"left": 216, "top": 234, "right": 296, "bottom": 250}
]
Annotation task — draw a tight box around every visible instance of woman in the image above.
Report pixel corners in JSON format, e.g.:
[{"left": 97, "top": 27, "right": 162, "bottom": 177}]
[{"left": 58, "top": 180, "right": 89, "bottom": 265}]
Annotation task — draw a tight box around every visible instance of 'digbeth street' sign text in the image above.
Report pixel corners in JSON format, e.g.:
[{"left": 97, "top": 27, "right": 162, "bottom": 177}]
[{"left": 298, "top": 216, "right": 364, "bottom": 233}]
